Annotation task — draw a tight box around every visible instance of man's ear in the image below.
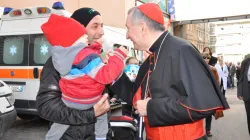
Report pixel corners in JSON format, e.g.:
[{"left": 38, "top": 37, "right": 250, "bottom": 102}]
[{"left": 141, "top": 22, "right": 147, "bottom": 36}]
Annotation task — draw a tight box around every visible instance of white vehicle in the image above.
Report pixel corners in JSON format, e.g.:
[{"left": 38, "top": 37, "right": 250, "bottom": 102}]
[
  {"left": 0, "top": 80, "right": 16, "bottom": 138},
  {"left": 0, "top": 2, "right": 136, "bottom": 120}
]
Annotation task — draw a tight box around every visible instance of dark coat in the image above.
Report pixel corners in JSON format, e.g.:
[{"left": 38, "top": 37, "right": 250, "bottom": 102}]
[
  {"left": 37, "top": 57, "right": 96, "bottom": 140},
  {"left": 237, "top": 58, "right": 250, "bottom": 101},
  {"left": 236, "top": 66, "right": 241, "bottom": 81},
  {"left": 209, "top": 55, "right": 218, "bottom": 66},
  {"left": 111, "top": 31, "right": 229, "bottom": 127}
]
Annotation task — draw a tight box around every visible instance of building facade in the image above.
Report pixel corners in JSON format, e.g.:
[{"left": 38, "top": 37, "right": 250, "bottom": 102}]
[
  {"left": 0, "top": 0, "right": 136, "bottom": 28},
  {"left": 174, "top": 23, "right": 210, "bottom": 52},
  {"left": 0, "top": 0, "right": 170, "bottom": 28},
  {"left": 211, "top": 20, "right": 250, "bottom": 63},
  {"left": 209, "top": 24, "right": 216, "bottom": 53}
]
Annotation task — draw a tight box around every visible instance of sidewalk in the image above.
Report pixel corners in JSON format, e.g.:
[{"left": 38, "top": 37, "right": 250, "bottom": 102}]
[{"left": 208, "top": 88, "right": 249, "bottom": 140}]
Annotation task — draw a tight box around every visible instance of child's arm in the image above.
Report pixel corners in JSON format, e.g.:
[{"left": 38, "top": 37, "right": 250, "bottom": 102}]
[{"left": 75, "top": 48, "right": 127, "bottom": 84}]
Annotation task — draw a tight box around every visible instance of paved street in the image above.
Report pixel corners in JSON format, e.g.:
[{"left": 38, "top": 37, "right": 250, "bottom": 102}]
[
  {"left": 1, "top": 117, "right": 48, "bottom": 140},
  {"left": 208, "top": 88, "right": 249, "bottom": 140},
  {"left": 1, "top": 88, "right": 249, "bottom": 140}
]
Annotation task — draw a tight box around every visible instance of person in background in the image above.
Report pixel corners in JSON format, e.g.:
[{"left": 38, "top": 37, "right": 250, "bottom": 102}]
[
  {"left": 225, "top": 62, "right": 231, "bottom": 88},
  {"left": 110, "top": 56, "right": 139, "bottom": 115},
  {"left": 228, "top": 62, "right": 236, "bottom": 88},
  {"left": 126, "top": 57, "right": 139, "bottom": 65},
  {"left": 236, "top": 62, "right": 241, "bottom": 83},
  {"left": 216, "top": 57, "right": 229, "bottom": 98},
  {"left": 202, "top": 52, "right": 223, "bottom": 137},
  {"left": 203, "top": 47, "right": 217, "bottom": 66},
  {"left": 124, "top": 57, "right": 143, "bottom": 139},
  {"left": 109, "top": 44, "right": 133, "bottom": 103},
  {"left": 237, "top": 57, "right": 250, "bottom": 135}
]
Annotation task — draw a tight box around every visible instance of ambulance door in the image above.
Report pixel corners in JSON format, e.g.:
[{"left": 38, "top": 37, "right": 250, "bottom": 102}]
[
  {"left": 28, "top": 34, "right": 51, "bottom": 104},
  {"left": 0, "top": 35, "right": 29, "bottom": 108}
]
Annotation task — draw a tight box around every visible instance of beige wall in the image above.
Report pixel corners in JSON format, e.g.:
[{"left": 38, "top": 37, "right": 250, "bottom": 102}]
[
  {"left": 174, "top": 23, "right": 210, "bottom": 52},
  {"left": 0, "top": 0, "right": 135, "bottom": 28},
  {"left": 125, "top": 0, "right": 136, "bottom": 25},
  {"left": 174, "top": 24, "right": 198, "bottom": 46}
]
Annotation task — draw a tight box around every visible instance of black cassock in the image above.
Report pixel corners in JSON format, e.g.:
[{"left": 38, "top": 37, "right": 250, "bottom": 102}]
[{"left": 110, "top": 31, "right": 229, "bottom": 127}]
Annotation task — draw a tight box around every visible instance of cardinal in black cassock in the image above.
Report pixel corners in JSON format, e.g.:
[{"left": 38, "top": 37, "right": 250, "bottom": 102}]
[{"left": 110, "top": 3, "right": 229, "bottom": 140}]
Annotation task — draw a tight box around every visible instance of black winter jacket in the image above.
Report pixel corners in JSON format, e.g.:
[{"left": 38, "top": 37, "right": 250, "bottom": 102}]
[{"left": 36, "top": 57, "right": 96, "bottom": 140}]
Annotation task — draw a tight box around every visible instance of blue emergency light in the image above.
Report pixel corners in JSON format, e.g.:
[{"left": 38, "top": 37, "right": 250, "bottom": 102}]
[
  {"left": 3, "top": 7, "right": 13, "bottom": 15},
  {"left": 52, "top": 2, "right": 65, "bottom": 10}
]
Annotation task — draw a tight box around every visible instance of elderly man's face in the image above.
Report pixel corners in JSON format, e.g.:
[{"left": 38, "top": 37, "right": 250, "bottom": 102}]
[
  {"left": 126, "top": 12, "right": 146, "bottom": 51},
  {"left": 85, "top": 15, "right": 104, "bottom": 44}
]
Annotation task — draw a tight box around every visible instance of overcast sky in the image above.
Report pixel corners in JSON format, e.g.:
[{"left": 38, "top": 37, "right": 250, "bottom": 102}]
[{"left": 174, "top": 0, "right": 250, "bottom": 21}]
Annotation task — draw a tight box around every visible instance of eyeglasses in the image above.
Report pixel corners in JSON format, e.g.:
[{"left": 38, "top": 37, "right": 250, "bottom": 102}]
[{"left": 203, "top": 56, "right": 211, "bottom": 59}]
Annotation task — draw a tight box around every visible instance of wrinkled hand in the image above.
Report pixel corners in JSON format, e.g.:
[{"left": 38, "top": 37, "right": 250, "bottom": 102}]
[
  {"left": 134, "top": 98, "right": 151, "bottom": 117},
  {"left": 238, "top": 96, "right": 243, "bottom": 100},
  {"left": 94, "top": 94, "right": 110, "bottom": 117}
]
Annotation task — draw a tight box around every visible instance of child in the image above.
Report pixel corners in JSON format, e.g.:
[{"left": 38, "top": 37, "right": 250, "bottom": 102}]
[{"left": 41, "top": 14, "right": 127, "bottom": 140}]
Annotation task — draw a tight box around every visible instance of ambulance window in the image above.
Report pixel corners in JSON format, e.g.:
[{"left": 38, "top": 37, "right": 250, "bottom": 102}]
[
  {"left": 33, "top": 36, "right": 51, "bottom": 64},
  {"left": 2, "top": 37, "right": 24, "bottom": 64}
]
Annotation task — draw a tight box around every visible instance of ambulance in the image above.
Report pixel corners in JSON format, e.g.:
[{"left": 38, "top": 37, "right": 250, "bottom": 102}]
[{"left": 0, "top": 2, "right": 136, "bottom": 119}]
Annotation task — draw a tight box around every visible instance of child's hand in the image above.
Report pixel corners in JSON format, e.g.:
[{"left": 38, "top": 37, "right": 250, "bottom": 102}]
[
  {"left": 119, "top": 46, "right": 129, "bottom": 55},
  {"left": 107, "top": 50, "right": 114, "bottom": 56},
  {"left": 102, "top": 50, "right": 114, "bottom": 64}
]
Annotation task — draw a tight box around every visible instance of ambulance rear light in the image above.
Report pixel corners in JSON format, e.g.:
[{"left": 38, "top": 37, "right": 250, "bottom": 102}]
[
  {"left": 37, "top": 7, "right": 50, "bottom": 14},
  {"left": 52, "top": 2, "right": 65, "bottom": 10},
  {"left": 12, "top": 10, "right": 22, "bottom": 16},
  {"left": 3, "top": 7, "right": 13, "bottom": 15}
]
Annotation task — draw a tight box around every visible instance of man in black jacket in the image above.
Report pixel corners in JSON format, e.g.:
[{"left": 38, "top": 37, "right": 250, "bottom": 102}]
[
  {"left": 237, "top": 57, "right": 250, "bottom": 135},
  {"left": 236, "top": 62, "right": 241, "bottom": 83},
  {"left": 37, "top": 8, "right": 110, "bottom": 140}
]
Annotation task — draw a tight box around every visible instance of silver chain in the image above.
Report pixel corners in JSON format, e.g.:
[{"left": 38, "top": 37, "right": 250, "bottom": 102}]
[
  {"left": 143, "top": 32, "right": 169, "bottom": 99},
  {"left": 153, "top": 32, "right": 169, "bottom": 71}
]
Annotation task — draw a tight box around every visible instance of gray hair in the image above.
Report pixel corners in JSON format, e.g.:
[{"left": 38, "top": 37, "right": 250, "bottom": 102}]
[{"left": 128, "top": 7, "right": 165, "bottom": 32}]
